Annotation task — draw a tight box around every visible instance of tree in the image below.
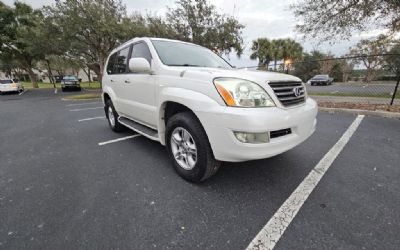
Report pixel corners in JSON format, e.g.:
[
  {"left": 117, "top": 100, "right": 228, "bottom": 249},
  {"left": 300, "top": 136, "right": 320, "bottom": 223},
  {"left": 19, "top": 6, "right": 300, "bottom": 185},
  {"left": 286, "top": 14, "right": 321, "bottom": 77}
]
[
  {"left": 349, "top": 36, "right": 390, "bottom": 83},
  {"left": 293, "top": 51, "right": 325, "bottom": 82},
  {"left": 166, "top": 0, "right": 244, "bottom": 56},
  {"left": 45, "top": 0, "right": 137, "bottom": 84},
  {"left": 250, "top": 38, "right": 273, "bottom": 70},
  {"left": 292, "top": 0, "right": 400, "bottom": 41},
  {"left": 271, "top": 39, "right": 284, "bottom": 71},
  {"left": 0, "top": 2, "right": 46, "bottom": 88},
  {"left": 281, "top": 39, "right": 303, "bottom": 72}
]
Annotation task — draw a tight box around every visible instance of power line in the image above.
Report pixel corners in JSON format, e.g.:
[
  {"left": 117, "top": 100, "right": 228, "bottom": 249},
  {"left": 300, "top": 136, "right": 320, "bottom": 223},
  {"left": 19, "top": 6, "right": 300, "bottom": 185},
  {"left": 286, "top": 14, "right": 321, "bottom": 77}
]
[{"left": 238, "top": 53, "right": 400, "bottom": 69}]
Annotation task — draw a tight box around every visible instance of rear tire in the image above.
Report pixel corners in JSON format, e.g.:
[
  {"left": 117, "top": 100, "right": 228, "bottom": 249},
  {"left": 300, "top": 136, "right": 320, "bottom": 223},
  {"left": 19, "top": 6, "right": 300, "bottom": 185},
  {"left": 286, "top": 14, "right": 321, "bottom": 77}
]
[
  {"left": 166, "top": 112, "right": 220, "bottom": 182},
  {"left": 105, "top": 99, "right": 125, "bottom": 132}
]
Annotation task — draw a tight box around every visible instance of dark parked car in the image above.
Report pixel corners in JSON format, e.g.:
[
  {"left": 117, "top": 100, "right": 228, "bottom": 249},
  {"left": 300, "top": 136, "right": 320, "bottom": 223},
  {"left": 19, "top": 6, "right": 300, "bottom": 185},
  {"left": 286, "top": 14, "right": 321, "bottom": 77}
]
[
  {"left": 61, "top": 75, "right": 81, "bottom": 91},
  {"left": 309, "top": 75, "right": 333, "bottom": 86}
]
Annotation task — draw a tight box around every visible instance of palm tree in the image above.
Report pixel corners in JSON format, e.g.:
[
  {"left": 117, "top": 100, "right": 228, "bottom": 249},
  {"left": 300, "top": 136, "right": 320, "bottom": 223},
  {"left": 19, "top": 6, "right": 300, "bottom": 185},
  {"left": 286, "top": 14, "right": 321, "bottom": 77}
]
[
  {"left": 280, "top": 39, "right": 303, "bottom": 72},
  {"left": 250, "top": 38, "right": 274, "bottom": 70},
  {"left": 271, "top": 39, "right": 284, "bottom": 71}
]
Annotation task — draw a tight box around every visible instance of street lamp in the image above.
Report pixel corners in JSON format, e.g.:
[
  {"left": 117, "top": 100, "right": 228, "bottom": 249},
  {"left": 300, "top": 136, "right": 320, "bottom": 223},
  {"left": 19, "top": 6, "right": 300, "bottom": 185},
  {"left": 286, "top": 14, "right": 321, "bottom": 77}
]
[{"left": 284, "top": 59, "right": 292, "bottom": 74}]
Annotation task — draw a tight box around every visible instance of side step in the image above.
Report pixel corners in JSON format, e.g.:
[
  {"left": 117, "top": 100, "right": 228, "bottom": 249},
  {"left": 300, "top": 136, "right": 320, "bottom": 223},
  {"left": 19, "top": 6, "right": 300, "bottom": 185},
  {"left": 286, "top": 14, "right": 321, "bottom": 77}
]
[{"left": 118, "top": 116, "right": 159, "bottom": 141}]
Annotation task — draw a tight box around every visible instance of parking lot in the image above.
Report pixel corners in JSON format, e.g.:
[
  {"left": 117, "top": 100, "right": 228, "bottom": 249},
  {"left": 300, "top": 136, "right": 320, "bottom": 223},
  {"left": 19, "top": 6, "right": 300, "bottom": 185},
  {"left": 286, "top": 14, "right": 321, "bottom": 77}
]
[
  {"left": 1, "top": 89, "right": 399, "bottom": 249},
  {"left": 306, "top": 82, "right": 398, "bottom": 96}
]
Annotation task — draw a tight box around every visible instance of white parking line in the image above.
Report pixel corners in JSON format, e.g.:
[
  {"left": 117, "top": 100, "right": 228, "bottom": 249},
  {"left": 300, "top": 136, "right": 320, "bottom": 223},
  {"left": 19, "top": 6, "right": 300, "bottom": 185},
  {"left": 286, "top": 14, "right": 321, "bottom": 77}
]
[
  {"left": 98, "top": 134, "right": 141, "bottom": 146},
  {"left": 246, "top": 115, "right": 365, "bottom": 250},
  {"left": 69, "top": 107, "right": 103, "bottom": 112},
  {"left": 66, "top": 101, "right": 101, "bottom": 107},
  {"left": 78, "top": 116, "right": 106, "bottom": 122}
]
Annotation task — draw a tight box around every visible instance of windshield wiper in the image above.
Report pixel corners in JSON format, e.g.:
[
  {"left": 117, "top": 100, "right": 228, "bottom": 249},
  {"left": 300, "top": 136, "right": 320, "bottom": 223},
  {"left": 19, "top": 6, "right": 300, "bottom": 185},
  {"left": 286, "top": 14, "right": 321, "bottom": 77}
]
[{"left": 168, "top": 64, "right": 204, "bottom": 67}]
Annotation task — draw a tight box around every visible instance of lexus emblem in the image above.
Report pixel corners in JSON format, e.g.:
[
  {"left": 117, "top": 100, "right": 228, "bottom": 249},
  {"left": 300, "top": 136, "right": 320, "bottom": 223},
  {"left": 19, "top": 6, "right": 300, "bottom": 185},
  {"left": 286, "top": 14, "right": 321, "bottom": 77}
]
[{"left": 293, "top": 87, "right": 302, "bottom": 97}]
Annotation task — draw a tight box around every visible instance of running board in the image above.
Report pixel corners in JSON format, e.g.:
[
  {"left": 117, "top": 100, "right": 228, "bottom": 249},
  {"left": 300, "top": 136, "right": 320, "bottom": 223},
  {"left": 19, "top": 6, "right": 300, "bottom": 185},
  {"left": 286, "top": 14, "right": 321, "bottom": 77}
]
[{"left": 118, "top": 116, "right": 159, "bottom": 141}]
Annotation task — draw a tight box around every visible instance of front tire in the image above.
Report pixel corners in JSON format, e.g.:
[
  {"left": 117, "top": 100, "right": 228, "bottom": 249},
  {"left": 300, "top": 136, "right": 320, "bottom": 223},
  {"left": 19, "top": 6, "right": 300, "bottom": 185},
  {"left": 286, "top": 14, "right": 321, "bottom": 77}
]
[
  {"left": 166, "top": 112, "right": 220, "bottom": 182},
  {"left": 105, "top": 99, "right": 124, "bottom": 132}
]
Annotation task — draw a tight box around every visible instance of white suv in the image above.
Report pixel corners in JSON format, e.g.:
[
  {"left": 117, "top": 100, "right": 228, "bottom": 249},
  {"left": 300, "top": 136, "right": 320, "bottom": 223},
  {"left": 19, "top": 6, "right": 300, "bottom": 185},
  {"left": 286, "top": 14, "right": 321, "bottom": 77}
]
[{"left": 102, "top": 38, "right": 318, "bottom": 182}]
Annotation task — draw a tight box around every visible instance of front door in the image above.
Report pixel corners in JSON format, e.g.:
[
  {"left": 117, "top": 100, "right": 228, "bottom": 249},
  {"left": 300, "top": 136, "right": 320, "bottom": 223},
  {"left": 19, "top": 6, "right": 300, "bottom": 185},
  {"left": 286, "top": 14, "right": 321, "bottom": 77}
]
[{"left": 119, "top": 42, "right": 157, "bottom": 128}]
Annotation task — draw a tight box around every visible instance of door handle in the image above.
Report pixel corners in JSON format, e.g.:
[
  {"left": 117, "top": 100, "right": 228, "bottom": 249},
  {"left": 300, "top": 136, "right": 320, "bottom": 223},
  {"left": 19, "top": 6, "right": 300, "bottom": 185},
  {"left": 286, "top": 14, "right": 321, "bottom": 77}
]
[
  {"left": 124, "top": 80, "right": 131, "bottom": 84},
  {"left": 110, "top": 79, "right": 114, "bottom": 82}
]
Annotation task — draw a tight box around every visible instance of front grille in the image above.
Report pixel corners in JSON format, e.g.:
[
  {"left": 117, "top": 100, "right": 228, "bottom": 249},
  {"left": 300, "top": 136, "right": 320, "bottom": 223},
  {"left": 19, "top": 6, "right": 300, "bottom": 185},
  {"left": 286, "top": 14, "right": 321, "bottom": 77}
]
[
  {"left": 268, "top": 81, "right": 306, "bottom": 107},
  {"left": 270, "top": 128, "right": 292, "bottom": 139}
]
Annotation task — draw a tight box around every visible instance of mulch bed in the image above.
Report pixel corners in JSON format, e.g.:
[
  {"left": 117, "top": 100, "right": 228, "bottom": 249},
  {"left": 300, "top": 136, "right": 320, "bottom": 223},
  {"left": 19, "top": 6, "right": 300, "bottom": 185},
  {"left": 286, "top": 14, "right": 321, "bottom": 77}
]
[{"left": 317, "top": 101, "right": 400, "bottom": 113}]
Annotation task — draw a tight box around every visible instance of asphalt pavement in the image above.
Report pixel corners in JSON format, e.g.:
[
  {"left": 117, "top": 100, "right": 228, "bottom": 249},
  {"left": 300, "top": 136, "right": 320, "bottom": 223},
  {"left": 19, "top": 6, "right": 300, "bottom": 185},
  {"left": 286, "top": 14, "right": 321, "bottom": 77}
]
[{"left": 1, "top": 89, "right": 399, "bottom": 249}]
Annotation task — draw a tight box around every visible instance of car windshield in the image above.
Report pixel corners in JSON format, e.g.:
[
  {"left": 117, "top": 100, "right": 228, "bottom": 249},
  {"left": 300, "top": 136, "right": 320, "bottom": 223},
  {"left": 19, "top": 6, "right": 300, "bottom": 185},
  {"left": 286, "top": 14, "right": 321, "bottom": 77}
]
[
  {"left": 0, "top": 79, "right": 13, "bottom": 84},
  {"left": 314, "top": 75, "right": 328, "bottom": 79},
  {"left": 63, "top": 76, "right": 77, "bottom": 80},
  {"left": 151, "top": 40, "right": 232, "bottom": 69}
]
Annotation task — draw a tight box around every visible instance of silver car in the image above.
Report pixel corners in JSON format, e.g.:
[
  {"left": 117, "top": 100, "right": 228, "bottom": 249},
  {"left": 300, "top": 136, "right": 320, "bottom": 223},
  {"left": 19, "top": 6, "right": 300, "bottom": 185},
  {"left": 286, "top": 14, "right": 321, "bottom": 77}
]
[{"left": 0, "top": 79, "right": 24, "bottom": 94}]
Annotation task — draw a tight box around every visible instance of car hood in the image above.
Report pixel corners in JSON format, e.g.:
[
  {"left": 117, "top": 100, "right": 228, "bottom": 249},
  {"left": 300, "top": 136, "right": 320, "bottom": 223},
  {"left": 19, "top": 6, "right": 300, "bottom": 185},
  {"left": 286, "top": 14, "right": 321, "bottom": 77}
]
[{"left": 167, "top": 67, "right": 302, "bottom": 84}]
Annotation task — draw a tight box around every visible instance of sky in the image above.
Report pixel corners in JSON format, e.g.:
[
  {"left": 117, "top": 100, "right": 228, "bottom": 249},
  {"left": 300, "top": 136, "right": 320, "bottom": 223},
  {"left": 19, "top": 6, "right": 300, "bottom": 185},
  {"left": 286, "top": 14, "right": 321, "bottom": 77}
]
[{"left": 3, "top": 0, "right": 379, "bottom": 67}]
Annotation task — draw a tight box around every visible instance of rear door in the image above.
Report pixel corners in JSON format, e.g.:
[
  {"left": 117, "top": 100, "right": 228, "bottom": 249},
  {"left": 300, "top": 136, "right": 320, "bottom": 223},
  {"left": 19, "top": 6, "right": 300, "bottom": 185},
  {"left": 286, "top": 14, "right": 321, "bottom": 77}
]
[{"left": 103, "top": 45, "right": 132, "bottom": 114}]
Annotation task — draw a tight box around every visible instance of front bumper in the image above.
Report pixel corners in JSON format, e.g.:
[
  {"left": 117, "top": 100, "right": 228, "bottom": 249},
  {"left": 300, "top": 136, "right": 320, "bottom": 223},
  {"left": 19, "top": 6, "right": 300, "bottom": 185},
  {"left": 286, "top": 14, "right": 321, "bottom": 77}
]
[{"left": 196, "top": 98, "right": 318, "bottom": 162}]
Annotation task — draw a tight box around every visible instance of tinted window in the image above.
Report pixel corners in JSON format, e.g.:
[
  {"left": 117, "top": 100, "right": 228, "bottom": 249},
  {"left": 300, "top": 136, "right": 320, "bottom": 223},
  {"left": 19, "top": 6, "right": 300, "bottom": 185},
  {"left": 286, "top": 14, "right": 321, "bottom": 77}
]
[
  {"left": 115, "top": 47, "right": 130, "bottom": 74},
  {"left": 106, "top": 52, "right": 117, "bottom": 74},
  {"left": 0, "top": 80, "right": 13, "bottom": 84},
  {"left": 131, "top": 42, "right": 152, "bottom": 64}
]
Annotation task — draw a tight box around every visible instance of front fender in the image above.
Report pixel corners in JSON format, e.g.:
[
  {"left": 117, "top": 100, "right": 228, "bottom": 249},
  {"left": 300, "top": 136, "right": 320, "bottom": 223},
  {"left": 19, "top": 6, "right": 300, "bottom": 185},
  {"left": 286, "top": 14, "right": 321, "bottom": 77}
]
[{"left": 157, "top": 87, "right": 222, "bottom": 145}]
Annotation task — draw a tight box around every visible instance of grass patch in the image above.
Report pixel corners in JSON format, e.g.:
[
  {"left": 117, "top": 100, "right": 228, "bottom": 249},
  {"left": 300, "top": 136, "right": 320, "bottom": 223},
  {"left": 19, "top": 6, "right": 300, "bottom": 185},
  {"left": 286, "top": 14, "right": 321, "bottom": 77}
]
[
  {"left": 22, "top": 81, "right": 101, "bottom": 89},
  {"left": 64, "top": 93, "right": 102, "bottom": 100},
  {"left": 310, "top": 91, "right": 400, "bottom": 99}
]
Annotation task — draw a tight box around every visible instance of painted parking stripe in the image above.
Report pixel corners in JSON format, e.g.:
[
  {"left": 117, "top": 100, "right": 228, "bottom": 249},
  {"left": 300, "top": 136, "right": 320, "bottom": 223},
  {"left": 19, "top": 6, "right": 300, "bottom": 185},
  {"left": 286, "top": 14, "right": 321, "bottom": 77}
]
[
  {"left": 98, "top": 134, "right": 141, "bottom": 146},
  {"left": 66, "top": 101, "right": 101, "bottom": 107},
  {"left": 69, "top": 107, "right": 103, "bottom": 112},
  {"left": 78, "top": 116, "right": 106, "bottom": 122},
  {"left": 246, "top": 115, "right": 365, "bottom": 250}
]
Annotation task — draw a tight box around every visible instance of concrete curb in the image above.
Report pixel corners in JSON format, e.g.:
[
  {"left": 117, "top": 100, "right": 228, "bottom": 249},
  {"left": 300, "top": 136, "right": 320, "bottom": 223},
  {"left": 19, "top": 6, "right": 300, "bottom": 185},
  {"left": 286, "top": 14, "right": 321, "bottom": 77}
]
[{"left": 319, "top": 107, "right": 400, "bottom": 119}]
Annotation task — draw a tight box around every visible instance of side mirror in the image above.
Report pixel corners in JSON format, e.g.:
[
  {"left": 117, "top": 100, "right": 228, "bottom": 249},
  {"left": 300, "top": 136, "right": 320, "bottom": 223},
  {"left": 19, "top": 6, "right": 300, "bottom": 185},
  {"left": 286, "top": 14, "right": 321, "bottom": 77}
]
[{"left": 129, "top": 58, "right": 151, "bottom": 74}]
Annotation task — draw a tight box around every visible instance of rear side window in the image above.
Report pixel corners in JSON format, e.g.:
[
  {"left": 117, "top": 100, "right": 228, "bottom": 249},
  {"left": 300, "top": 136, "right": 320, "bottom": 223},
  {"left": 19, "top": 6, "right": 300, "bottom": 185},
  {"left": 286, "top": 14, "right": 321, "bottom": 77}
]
[
  {"left": 131, "top": 42, "right": 152, "bottom": 64},
  {"left": 106, "top": 52, "right": 117, "bottom": 75},
  {"left": 115, "top": 47, "right": 130, "bottom": 74}
]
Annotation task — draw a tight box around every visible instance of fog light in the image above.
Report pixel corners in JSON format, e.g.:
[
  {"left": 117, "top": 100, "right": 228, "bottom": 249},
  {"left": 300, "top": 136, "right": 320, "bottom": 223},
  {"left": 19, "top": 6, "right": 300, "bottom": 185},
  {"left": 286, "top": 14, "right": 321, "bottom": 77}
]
[{"left": 234, "top": 131, "right": 270, "bottom": 144}]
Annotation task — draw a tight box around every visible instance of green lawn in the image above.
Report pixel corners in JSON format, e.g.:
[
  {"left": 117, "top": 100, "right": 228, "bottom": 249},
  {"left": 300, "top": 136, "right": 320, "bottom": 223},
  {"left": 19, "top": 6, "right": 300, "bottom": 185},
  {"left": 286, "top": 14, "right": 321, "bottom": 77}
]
[
  {"left": 63, "top": 93, "right": 102, "bottom": 100},
  {"left": 22, "top": 81, "right": 101, "bottom": 89}
]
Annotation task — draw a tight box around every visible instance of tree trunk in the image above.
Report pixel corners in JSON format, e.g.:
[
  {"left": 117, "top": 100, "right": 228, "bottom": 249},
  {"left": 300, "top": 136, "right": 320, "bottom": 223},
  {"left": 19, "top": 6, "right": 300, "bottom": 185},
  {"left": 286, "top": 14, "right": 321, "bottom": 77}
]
[
  {"left": 88, "top": 63, "right": 101, "bottom": 86},
  {"left": 365, "top": 68, "right": 374, "bottom": 83},
  {"left": 45, "top": 59, "right": 56, "bottom": 89},
  {"left": 27, "top": 68, "right": 39, "bottom": 88}
]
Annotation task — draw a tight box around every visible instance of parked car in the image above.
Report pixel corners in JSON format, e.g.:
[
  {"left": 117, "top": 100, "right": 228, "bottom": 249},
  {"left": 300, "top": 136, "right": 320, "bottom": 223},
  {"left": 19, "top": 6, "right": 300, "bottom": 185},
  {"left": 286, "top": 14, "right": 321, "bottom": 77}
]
[
  {"left": 309, "top": 75, "right": 333, "bottom": 86},
  {"left": 102, "top": 37, "right": 318, "bottom": 182},
  {"left": 0, "top": 79, "right": 24, "bottom": 94},
  {"left": 61, "top": 75, "right": 81, "bottom": 91}
]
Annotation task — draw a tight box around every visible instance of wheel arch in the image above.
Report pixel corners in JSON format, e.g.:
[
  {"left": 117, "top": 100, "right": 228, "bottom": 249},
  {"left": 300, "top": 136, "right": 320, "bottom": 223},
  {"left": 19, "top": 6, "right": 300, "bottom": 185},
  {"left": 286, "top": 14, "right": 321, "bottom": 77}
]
[{"left": 157, "top": 88, "right": 220, "bottom": 146}]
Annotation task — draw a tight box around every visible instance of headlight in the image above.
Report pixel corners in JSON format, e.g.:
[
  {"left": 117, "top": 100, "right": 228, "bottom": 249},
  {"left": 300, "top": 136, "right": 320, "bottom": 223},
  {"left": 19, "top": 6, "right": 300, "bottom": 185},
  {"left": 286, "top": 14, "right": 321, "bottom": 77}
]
[{"left": 214, "top": 78, "right": 275, "bottom": 107}]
